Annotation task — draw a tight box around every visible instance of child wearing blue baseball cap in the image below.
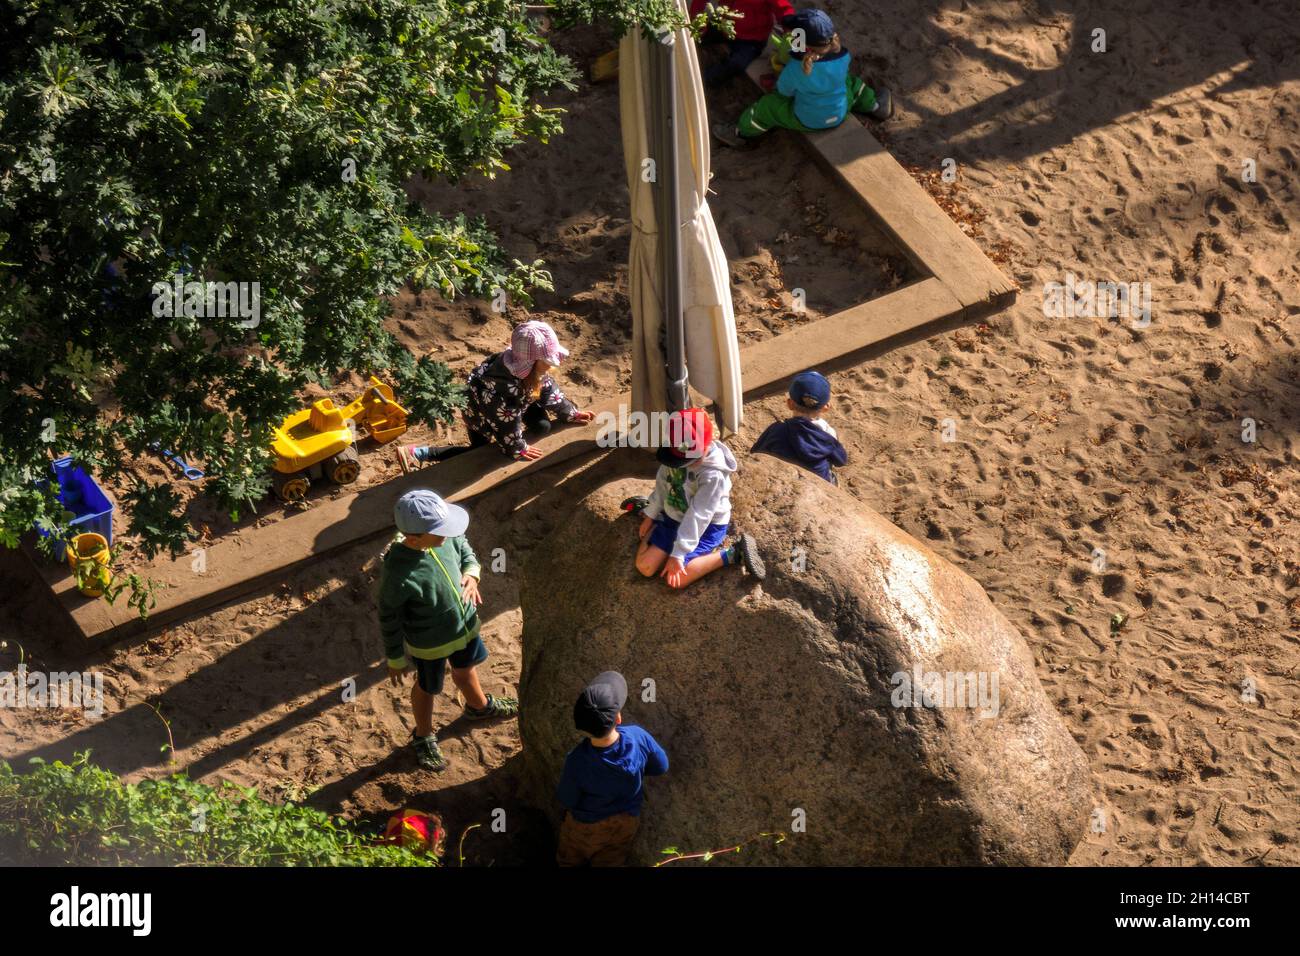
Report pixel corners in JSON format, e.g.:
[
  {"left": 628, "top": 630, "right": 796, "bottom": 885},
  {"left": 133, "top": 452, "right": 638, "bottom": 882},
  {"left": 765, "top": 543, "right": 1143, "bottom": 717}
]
[
  {"left": 378, "top": 488, "right": 518, "bottom": 771},
  {"left": 750, "top": 370, "right": 847, "bottom": 484},
  {"left": 712, "top": 8, "right": 893, "bottom": 147}
]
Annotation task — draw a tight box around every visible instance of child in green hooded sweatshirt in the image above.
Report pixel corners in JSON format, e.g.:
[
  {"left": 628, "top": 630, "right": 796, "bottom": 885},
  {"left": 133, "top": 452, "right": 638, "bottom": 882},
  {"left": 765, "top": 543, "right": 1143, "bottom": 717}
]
[{"left": 378, "top": 489, "right": 518, "bottom": 771}]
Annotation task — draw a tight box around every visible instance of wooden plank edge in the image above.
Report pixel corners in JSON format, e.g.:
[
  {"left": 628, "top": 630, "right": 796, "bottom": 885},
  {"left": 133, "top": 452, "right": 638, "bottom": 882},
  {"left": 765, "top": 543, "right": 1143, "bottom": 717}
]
[
  {"left": 33, "top": 396, "right": 632, "bottom": 643},
  {"left": 741, "top": 60, "right": 1015, "bottom": 309},
  {"left": 739, "top": 277, "right": 960, "bottom": 394},
  {"left": 800, "top": 125, "right": 1015, "bottom": 310}
]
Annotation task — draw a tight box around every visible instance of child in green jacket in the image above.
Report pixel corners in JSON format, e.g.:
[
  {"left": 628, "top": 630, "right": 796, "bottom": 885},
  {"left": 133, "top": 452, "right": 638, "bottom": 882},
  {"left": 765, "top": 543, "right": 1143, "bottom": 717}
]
[{"left": 378, "top": 489, "right": 518, "bottom": 771}]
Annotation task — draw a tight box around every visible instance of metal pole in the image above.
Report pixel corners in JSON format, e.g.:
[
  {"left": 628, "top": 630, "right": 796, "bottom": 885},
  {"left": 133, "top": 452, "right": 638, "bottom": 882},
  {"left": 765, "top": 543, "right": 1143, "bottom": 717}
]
[{"left": 655, "top": 32, "right": 690, "bottom": 413}]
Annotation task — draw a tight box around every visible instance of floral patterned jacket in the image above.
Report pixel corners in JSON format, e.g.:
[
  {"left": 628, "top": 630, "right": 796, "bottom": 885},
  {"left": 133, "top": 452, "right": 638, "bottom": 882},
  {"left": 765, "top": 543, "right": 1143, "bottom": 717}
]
[{"left": 462, "top": 352, "right": 578, "bottom": 458}]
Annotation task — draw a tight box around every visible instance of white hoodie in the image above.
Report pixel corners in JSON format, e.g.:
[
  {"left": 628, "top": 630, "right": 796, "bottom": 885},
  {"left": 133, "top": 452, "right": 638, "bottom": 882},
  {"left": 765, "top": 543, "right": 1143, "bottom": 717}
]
[{"left": 643, "top": 440, "right": 737, "bottom": 560}]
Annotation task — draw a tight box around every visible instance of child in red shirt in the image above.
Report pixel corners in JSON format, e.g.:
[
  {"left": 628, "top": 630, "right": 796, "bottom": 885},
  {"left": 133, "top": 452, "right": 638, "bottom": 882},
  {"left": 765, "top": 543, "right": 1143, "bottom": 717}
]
[{"left": 692, "top": 0, "right": 794, "bottom": 87}]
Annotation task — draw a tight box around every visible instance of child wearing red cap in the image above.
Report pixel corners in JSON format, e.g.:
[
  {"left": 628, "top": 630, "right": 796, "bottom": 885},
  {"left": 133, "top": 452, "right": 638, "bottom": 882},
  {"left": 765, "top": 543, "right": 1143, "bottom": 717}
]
[
  {"left": 690, "top": 0, "right": 794, "bottom": 88},
  {"left": 630, "top": 407, "right": 765, "bottom": 588},
  {"left": 397, "top": 320, "right": 596, "bottom": 470}
]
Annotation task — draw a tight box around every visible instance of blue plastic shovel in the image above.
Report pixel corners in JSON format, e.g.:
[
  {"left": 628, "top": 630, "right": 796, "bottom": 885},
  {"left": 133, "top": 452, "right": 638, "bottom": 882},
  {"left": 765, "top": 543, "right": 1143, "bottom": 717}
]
[{"left": 148, "top": 443, "right": 205, "bottom": 481}]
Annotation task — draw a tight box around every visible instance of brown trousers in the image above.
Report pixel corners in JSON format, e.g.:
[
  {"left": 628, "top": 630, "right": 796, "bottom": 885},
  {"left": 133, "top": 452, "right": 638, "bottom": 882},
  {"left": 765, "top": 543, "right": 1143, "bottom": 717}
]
[{"left": 556, "top": 812, "right": 640, "bottom": 867}]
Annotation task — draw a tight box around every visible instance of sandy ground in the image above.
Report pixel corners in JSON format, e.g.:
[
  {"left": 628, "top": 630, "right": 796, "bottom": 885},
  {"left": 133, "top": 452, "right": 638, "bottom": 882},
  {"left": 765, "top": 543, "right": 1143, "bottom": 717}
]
[{"left": 3, "top": 1, "right": 1298, "bottom": 866}]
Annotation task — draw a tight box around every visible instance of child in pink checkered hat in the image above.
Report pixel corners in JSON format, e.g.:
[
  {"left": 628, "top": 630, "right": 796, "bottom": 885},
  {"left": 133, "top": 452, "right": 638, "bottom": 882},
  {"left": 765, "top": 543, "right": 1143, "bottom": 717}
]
[{"left": 398, "top": 321, "right": 595, "bottom": 469}]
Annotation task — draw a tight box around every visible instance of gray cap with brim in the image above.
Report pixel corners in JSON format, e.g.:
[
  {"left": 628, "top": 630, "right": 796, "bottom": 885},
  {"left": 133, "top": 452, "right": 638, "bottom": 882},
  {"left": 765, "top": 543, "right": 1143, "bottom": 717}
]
[
  {"left": 573, "top": 671, "right": 629, "bottom": 736},
  {"left": 394, "top": 489, "right": 470, "bottom": 537}
]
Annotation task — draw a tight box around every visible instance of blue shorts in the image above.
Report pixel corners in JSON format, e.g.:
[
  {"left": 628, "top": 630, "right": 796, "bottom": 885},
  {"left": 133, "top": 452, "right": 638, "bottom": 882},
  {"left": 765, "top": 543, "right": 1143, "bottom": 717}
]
[
  {"left": 647, "top": 517, "right": 730, "bottom": 564},
  {"left": 412, "top": 636, "right": 488, "bottom": 695}
]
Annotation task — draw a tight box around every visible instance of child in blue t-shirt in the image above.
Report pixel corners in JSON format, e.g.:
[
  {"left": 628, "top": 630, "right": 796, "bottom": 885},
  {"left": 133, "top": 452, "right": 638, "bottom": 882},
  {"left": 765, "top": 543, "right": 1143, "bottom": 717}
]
[
  {"left": 713, "top": 9, "right": 893, "bottom": 146},
  {"left": 555, "top": 672, "right": 669, "bottom": 867}
]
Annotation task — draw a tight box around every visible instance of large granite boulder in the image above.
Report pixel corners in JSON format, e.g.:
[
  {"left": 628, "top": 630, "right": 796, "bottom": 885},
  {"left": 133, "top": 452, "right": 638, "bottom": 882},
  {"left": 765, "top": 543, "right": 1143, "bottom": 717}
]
[{"left": 519, "top": 452, "right": 1091, "bottom": 865}]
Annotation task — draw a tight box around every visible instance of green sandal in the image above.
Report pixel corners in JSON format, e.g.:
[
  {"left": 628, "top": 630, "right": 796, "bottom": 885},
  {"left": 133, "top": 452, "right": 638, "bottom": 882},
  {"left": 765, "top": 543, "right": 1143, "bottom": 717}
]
[
  {"left": 411, "top": 731, "right": 447, "bottom": 772},
  {"left": 465, "top": 693, "right": 519, "bottom": 720}
]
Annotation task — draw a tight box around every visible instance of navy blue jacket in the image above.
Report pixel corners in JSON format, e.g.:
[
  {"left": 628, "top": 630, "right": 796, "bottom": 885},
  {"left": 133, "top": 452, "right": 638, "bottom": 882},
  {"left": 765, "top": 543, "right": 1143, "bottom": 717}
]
[
  {"left": 556, "top": 725, "right": 669, "bottom": 823},
  {"left": 751, "top": 417, "right": 847, "bottom": 482}
]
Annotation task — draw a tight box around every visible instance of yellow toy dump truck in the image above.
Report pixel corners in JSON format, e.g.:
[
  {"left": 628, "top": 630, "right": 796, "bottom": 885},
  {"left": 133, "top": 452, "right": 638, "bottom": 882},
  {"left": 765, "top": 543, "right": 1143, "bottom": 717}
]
[{"left": 270, "top": 376, "right": 409, "bottom": 502}]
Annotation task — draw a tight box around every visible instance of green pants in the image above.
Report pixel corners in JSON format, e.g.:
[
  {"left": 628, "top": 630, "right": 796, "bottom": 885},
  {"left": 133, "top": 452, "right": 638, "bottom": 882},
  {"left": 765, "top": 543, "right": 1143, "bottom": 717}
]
[{"left": 738, "top": 76, "right": 877, "bottom": 138}]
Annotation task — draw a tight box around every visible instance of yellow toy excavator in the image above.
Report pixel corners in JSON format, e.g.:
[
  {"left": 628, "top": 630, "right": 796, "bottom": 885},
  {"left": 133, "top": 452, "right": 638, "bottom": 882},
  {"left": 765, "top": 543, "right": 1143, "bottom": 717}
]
[{"left": 270, "top": 376, "right": 409, "bottom": 502}]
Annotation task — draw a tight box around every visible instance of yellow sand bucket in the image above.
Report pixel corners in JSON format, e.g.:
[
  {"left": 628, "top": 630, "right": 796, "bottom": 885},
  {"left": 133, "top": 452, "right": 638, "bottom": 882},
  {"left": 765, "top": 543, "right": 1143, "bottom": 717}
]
[{"left": 67, "top": 532, "right": 112, "bottom": 597}]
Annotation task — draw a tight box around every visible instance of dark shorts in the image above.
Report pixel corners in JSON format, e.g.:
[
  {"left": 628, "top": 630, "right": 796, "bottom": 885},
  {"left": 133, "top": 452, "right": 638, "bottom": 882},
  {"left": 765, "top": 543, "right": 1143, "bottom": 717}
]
[
  {"left": 412, "top": 636, "right": 488, "bottom": 695},
  {"left": 647, "top": 517, "right": 729, "bottom": 565}
]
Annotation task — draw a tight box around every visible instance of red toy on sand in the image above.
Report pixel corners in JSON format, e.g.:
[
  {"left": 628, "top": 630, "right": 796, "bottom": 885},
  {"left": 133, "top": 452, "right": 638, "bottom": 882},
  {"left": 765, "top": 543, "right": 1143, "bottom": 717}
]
[{"left": 381, "top": 809, "right": 446, "bottom": 858}]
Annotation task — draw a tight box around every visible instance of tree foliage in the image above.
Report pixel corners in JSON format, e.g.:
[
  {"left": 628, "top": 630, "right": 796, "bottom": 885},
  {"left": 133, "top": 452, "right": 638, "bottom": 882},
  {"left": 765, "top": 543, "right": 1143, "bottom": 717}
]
[{"left": 1, "top": 0, "right": 699, "bottom": 558}]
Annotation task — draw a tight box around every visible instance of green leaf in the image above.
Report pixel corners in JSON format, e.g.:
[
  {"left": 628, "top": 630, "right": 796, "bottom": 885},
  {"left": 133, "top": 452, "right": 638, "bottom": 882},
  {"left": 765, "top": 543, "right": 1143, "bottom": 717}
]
[{"left": 0, "top": 0, "right": 612, "bottom": 562}]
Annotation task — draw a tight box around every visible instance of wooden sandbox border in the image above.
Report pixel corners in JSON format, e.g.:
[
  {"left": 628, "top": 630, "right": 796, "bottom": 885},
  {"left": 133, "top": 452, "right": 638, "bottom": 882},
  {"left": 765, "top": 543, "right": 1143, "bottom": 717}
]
[{"left": 26, "top": 71, "right": 1015, "bottom": 645}]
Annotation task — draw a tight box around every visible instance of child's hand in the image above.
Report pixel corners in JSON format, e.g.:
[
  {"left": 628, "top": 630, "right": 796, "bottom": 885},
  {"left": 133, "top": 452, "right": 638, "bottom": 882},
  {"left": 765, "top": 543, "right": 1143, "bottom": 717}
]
[
  {"left": 571, "top": 410, "right": 596, "bottom": 424},
  {"left": 638, "top": 516, "right": 653, "bottom": 540},
  {"left": 461, "top": 574, "right": 482, "bottom": 607},
  {"left": 661, "top": 556, "right": 688, "bottom": 588},
  {"left": 517, "top": 444, "right": 544, "bottom": 461},
  {"left": 387, "top": 664, "right": 408, "bottom": 686}
]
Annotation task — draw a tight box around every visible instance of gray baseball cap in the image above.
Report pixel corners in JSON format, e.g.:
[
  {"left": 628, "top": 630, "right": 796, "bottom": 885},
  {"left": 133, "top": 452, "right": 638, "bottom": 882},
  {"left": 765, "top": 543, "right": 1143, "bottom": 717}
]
[
  {"left": 394, "top": 489, "right": 469, "bottom": 537},
  {"left": 573, "top": 671, "right": 628, "bottom": 736}
]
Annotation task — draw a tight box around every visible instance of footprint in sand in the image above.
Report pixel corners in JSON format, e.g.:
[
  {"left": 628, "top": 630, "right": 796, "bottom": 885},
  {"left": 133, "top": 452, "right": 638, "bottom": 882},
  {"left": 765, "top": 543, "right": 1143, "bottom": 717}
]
[
  {"left": 1125, "top": 194, "right": 1158, "bottom": 225},
  {"left": 1126, "top": 714, "right": 1168, "bottom": 751}
]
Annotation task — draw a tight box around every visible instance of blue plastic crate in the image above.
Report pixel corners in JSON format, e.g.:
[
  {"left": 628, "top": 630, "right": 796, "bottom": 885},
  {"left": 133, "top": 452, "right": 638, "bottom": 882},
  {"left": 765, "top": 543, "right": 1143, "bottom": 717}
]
[{"left": 37, "top": 457, "right": 114, "bottom": 562}]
